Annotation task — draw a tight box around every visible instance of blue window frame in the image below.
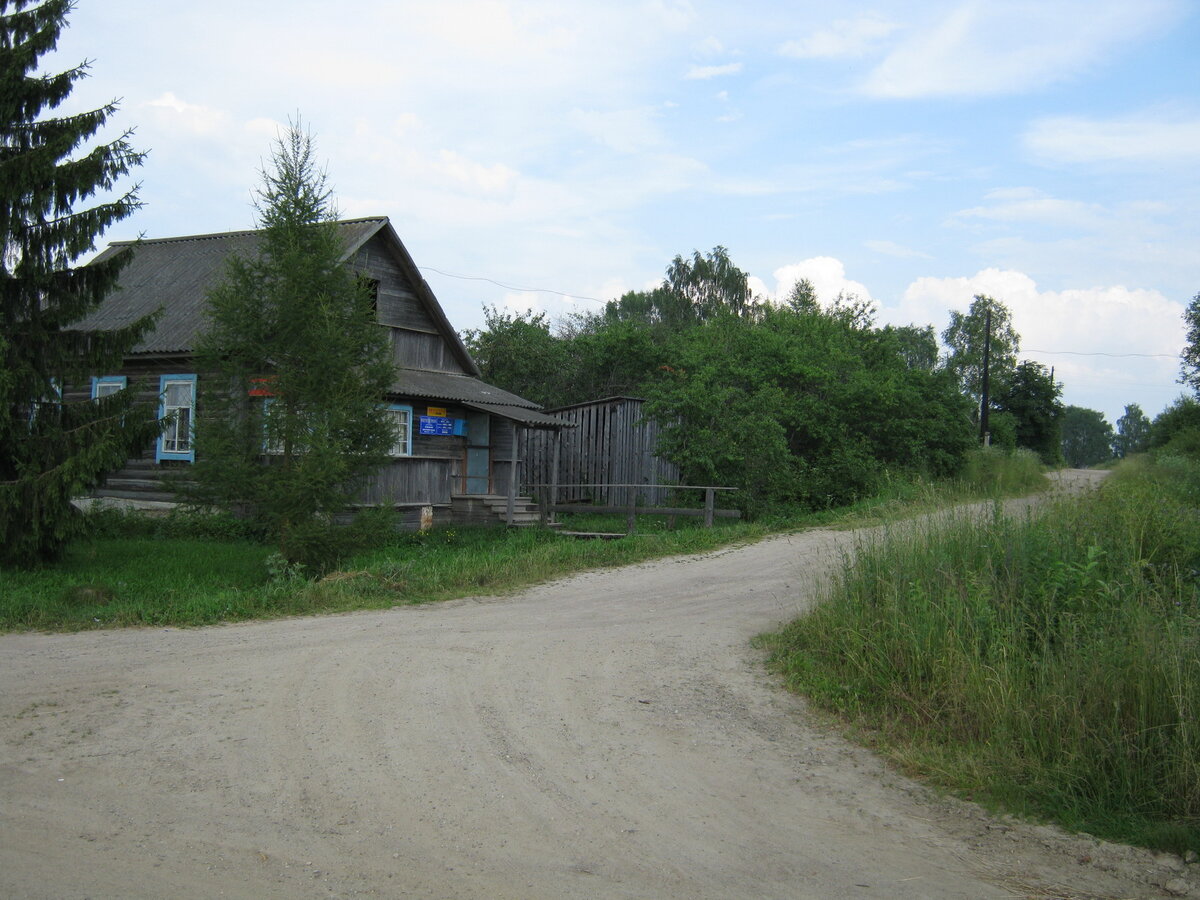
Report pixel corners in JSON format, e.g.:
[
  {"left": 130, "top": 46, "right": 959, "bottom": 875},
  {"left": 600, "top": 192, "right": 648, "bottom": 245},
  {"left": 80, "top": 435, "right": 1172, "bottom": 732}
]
[
  {"left": 157, "top": 374, "right": 196, "bottom": 462},
  {"left": 385, "top": 404, "right": 413, "bottom": 456},
  {"left": 91, "top": 375, "right": 127, "bottom": 399}
]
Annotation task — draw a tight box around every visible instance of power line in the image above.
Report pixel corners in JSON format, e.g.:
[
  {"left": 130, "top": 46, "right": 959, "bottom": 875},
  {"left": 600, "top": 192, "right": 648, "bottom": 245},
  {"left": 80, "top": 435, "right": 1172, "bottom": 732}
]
[
  {"left": 418, "top": 266, "right": 608, "bottom": 304},
  {"left": 417, "top": 268, "right": 1187, "bottom": 358},
  {"left": 1024, "top": 349, "right": 1177, "bottom": 359}
]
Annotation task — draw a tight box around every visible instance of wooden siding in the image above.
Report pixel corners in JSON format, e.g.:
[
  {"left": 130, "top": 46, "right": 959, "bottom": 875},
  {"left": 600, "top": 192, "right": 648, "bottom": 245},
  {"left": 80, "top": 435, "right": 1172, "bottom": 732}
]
[
  {"left": 78, "top": 357, "right": 199, "bottom": 503},
  {"left": 392, "top": 330, "right": 467, "bottom": 374},
  {"left": 522, "top": 398, "right": 678, "bottom": 506},
  {"left": 358, "top": 457, "right": 455, "bottom": 506},
  {"left": 351, "top": 234, "right": 439, "bottom": 334}
]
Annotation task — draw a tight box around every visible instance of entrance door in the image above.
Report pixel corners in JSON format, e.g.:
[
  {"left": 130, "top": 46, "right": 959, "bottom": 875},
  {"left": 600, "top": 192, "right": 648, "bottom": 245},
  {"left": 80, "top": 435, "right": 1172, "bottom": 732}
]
[{"left": 464, "top": 412, "right": 491, "bottom": 494}]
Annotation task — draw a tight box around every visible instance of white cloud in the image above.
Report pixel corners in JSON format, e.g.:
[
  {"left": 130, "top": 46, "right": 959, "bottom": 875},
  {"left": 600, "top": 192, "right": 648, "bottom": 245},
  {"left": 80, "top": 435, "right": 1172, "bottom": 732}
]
[
  {"left": 143, "top": 92, "right": 230, "bottom": 136},
  {"left": 778, "top": 16, "right": 897, "bottom": 59},
  {"left": 888, "top": 268, "right": 1183, "bottom": 421},
  {"left": 953, "top": 188, "right": 1105, "bottom": 229},
  {"left": 1024, "top": 111, "right": 1200, "bottom": 165},
  {"left": 434, "top": 150, "right": 519, "bottom": 195},
  {"left": 570, "top": 107, "right": 665, "bottom": 153},
  {"left": 769, "top": 257, "right": 874, "bottom": 304},
  {"left": 685, "top": 62, "right": 743, "bottom": 80},
  {"left": 865, "top": 239, "right": 931, "bottom": 259},
  {"left": 861, "top": 1, "right": 1182, "bottom": 99}
]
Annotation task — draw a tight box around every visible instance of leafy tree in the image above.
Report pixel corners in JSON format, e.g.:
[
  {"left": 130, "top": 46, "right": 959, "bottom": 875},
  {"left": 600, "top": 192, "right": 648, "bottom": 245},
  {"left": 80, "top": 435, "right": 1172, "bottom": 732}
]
[
  {"left": 1060, "top": 406, "right": 1113, "bottom": 468},
  {"left": 0, "top": 0, "right": 161, "bottom": 567},
  {"left": 1149, "top": 395, "right": 1200, "bottom": 452},
  {"left": 995, "top": 361, "right": 1063, "bottom": 464},
  {"left": 882, "top": 324, "right": 939, "bottom": 371},
  {"left": 462, "top": 306, "right": 573, "bottom": 408},
  {"left": 191, "top": 124, "right": 395, "bottom": 569},
  {"left": 645, "top": 301, "right": 973, "bottom": 513},
  {"left": 942, "top": 294, "right": 1020, "bottom": 421},
  {"left": 1112, "top": 403, "right": 1151, "bottom": 457},
  {"left": 1180, "top": 291, "right": 1200, "bottom": 395},
  {"left": 597, "top": 246, "right": 759, "bottom": 329}
]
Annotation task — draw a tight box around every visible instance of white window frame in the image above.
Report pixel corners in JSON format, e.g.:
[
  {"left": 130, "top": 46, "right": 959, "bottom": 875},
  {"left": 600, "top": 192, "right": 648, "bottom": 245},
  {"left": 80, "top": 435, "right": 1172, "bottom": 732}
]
[
  {"left": 385, "top": 404, "right": 413, "bottom": 457},
  {"left": 157, "top": 374, "right": 196, "bottom": 462},
  {"left": 91, "top": 375, "right": 127, "bottom": 399}
]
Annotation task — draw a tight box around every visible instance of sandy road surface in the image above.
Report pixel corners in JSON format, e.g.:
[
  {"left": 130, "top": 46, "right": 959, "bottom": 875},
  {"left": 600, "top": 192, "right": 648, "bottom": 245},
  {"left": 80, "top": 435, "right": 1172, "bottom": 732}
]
[{"left": 2, "top": 470, "right": 1195, "bottom": 899}]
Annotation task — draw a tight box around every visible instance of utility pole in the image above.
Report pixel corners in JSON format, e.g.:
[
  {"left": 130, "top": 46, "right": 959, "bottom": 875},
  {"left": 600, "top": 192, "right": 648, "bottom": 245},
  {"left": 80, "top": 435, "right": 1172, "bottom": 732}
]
[{"left": 980, "top": 305, "right": 991, "bottom": 444}]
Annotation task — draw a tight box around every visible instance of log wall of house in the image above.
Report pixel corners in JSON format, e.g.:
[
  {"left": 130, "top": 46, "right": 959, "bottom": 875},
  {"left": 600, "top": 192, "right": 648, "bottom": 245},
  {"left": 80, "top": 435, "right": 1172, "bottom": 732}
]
[
  {"left": 75, "top": 356, "right": 200, "bottom": 503},
  {"left": 522, "top": 398, "right": 678, "bottom": 506}
]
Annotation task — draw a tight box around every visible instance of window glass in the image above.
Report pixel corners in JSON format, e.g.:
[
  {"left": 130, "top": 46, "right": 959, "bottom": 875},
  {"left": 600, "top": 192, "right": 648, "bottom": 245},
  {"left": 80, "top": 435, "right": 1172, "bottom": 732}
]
[
  {"left": 158, "top": 375, "right": 196, "bottom": 461},
  {"left": 385, "top": 405, "right": 412, "bottom": 456},
  {"left": 92, "top": 376, "right": 126, "bottom": 399}
]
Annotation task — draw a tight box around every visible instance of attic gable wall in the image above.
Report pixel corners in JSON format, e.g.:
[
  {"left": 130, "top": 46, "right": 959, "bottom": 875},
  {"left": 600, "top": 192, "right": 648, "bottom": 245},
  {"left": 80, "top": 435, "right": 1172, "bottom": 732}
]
[
  {"left": 351, "top": 233, "right": 438, "bottom": 334},
  {"left": 350, "top": 232, "right": 470, "bottom": 376}
]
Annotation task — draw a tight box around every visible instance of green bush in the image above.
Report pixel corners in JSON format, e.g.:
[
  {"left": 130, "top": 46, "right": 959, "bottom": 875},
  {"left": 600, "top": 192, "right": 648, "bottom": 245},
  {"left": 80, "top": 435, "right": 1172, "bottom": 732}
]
[
  {"left": 764, "top": 455, "right": 1200, "bottom": 854},
  {"left": 956, "top": 446, "right": 1045, "bottom": 496}
]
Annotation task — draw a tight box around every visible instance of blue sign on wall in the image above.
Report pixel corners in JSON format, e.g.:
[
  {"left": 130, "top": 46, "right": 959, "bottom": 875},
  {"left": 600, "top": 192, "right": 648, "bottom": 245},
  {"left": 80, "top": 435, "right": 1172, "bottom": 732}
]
[{"left": 419, "top": 415, "right": 456, "bottom": 436}]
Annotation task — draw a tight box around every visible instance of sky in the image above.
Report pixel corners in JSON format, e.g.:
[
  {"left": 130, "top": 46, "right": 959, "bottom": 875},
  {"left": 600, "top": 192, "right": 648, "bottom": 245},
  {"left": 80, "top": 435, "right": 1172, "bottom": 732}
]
[{"left": 49, "top": 0, "right": 1200, "bottom": 425}]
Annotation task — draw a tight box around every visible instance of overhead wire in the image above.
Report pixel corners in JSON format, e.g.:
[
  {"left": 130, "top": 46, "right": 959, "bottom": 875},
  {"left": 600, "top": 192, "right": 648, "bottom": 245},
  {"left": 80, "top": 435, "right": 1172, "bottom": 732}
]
[
  {"left": 419, "top": 265, "right": 1181, "bottom": 360},
  {"left": 418, "top": 266, "right": 607, "bottom": 304}
]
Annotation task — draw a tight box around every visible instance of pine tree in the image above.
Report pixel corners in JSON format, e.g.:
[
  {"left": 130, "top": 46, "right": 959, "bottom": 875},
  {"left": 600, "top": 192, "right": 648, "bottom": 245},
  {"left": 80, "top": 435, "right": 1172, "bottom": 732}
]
[
  {"left": 191, "top": 124, "right": 395, "bottom": 570},
  {"left": 0, "top": 0, "right": 160, "bottom": 567}
]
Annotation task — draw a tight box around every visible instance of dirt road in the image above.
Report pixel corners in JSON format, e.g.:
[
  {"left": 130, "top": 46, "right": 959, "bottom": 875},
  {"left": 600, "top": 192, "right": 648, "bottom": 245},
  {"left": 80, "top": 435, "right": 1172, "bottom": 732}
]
[{"left": 1, "top": 471, "right": 1194, "bottom": 899}]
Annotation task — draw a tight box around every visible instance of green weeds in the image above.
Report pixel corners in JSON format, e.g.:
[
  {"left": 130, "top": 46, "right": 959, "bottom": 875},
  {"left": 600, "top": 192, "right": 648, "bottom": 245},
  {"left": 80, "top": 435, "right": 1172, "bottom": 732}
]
[
  {"left": 0, "top": 514, "right": 765, "bottom": 631},
  {"left": 761, "top": 452, "right": 1200, "bottom": 855}
]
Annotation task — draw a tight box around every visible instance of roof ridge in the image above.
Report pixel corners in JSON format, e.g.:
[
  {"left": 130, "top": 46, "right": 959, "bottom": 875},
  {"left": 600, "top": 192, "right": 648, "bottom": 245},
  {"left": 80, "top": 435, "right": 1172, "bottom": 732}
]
[{"left": 106, "top": 216, "right": 390, "bottom": 248}]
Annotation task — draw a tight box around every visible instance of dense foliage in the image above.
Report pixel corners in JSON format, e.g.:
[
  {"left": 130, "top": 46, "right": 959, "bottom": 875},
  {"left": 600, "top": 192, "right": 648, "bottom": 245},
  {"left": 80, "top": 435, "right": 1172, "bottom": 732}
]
[
  {"left": 0, "top": 0, "right": 161, "bottom": 567},
  {"left": 941, "top": 293, "right": 1020, "bottom": 419},
  {"left": 1060, "top": 405, "right": 1114, "bottom": 468},
  {"left": 1113, "top": 402, "right": 1151, "bottom": 458},
  {"left": 468, "top": 250, "right": 978, "bottom": 514},
  {"left": 994, "top": 361, "right": 1063, "bottom": 464},
  {"left": 1150, "top": 395, "right": 1200, "bottom": 454},
  {"left": 644, "top": 300, "right": 975, "bottom": 512},
  {"left": 190, "top": 126, "right": 395, "bottom": 570},
  {"left": 1180, "top": 291, "right": 1200, "bottom": 396},
  {"left": 764, "top": 455, "right": 1200, "bottom": 854}
]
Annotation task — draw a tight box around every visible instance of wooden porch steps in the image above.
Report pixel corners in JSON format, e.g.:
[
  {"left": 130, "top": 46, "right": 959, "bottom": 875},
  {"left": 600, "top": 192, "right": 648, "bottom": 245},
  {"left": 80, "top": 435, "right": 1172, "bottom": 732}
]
[{"left": 450, "top": 494, "right": 543, "bottom": 527}]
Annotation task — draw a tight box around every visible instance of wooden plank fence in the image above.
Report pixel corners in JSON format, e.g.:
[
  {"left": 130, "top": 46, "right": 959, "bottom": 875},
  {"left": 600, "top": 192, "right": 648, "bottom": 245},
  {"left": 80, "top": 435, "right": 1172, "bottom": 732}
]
[{"left": 520, "top": 397, "right": 678, "bottom": 506}]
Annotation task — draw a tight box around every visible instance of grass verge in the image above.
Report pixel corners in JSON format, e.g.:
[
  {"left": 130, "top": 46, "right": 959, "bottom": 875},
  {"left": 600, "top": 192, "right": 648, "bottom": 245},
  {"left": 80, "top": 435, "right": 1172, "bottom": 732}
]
[
  {"left": 0, "top": 513, "right": 767, "bottom": 631},
  {"left": 0, "top": 446, "right": 1049, "bottom": 632},
  {"left": 758, "top": 451, "right": 1200, "bottom": 855}
]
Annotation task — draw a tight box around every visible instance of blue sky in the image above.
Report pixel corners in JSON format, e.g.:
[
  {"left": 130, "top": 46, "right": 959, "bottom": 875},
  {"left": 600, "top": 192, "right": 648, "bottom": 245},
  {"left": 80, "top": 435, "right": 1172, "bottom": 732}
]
[{"left": 51, "top": 0, "right": 1200, "bottom": 424}]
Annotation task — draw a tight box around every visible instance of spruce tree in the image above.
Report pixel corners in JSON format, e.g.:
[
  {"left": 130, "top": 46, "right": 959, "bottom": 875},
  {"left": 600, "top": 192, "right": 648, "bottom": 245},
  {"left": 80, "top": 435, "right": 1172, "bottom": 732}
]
[
  {"left": 0, "top": 0, "right": 159, "bottom": 567},
  {"left": 191, "top": 124, "right": 395, "bottom": 570}
]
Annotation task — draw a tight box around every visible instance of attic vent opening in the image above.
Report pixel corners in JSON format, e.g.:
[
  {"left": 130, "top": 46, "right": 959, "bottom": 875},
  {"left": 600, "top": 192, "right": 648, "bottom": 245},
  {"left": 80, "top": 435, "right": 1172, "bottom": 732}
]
[{"left": 359, "top": 276, "right": 380, "bottom": 315}]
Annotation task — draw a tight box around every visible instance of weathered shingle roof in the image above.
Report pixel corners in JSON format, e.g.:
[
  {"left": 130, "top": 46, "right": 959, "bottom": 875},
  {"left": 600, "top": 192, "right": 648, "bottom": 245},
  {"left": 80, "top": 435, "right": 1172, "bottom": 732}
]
[
  {"left": 77, "top": 217, "right": 396, "bottom": 355},
  {"left": 392, "top": 368, "right": 534, "bottom": 408},
  {"left": 391, "top": 370, "right": 568, "bottom": 427}
]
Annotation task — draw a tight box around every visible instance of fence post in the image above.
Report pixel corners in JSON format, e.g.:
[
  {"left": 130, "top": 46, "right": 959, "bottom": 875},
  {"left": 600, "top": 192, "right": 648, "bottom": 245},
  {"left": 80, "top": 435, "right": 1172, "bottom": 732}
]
[
  {"left": 550, "top": 436, "right": 561, "bottom": 525},
  {"left": 506, "top": 425, "right": 519, "bottom": 526},
  {"left": 626, "top": 490, "right": 637, "bottom": 536},
  {"left": 704, "top": 488, "right": 715, "bottom": 528}
]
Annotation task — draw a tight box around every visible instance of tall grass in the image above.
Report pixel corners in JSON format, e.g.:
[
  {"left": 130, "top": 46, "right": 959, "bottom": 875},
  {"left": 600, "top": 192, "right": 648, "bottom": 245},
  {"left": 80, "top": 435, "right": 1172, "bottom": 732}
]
[
  {"left": 0, "top": 513, "right": 766, "bottom": 631},
  {"left": 762, "top": 452, "right": 1200, "bottom": 854}
]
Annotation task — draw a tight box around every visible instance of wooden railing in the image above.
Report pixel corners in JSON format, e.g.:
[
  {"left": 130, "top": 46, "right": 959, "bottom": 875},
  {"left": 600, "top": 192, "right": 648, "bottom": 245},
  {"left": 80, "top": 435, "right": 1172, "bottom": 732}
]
[{"left": 523, "top": 482, "right": 740, "bottom": 534}]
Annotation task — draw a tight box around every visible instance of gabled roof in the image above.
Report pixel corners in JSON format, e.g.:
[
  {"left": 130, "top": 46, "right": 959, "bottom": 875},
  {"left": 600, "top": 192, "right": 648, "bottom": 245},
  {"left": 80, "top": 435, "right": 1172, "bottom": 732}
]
[{"left": 75, "top": 216, "right": 479, "bottom": 377}]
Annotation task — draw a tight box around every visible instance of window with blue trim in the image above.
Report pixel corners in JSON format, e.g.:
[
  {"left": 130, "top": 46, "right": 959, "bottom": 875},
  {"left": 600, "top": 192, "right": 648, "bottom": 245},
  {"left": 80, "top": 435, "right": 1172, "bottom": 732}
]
[
  {"left": 385, "top": 404, "right": 412, "bottom": 456},
  {"left": 91, "top": 375, "right": 127, "bottom": 399},
  {"left": 157, "top": 374, "right": 196, "bottom": 462}
]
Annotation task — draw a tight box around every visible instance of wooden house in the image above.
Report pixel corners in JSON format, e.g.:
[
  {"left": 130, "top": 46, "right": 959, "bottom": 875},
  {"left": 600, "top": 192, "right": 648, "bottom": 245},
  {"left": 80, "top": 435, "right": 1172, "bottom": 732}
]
[{"left": 74, "top": 216, "right": 565, "bottom": 528}]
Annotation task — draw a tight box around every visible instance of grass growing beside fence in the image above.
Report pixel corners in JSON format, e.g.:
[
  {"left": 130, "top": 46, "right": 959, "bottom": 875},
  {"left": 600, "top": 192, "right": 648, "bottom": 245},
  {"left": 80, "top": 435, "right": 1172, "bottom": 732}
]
[
  {"left": 760, "top": 452, "right": 1200, "bottom": 855},
  {"left": 0, "top": 511, "right": 766, "bottom": 631},
  {"left": 0, "top": 446, "right": 1049, "bottom": 632}
]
